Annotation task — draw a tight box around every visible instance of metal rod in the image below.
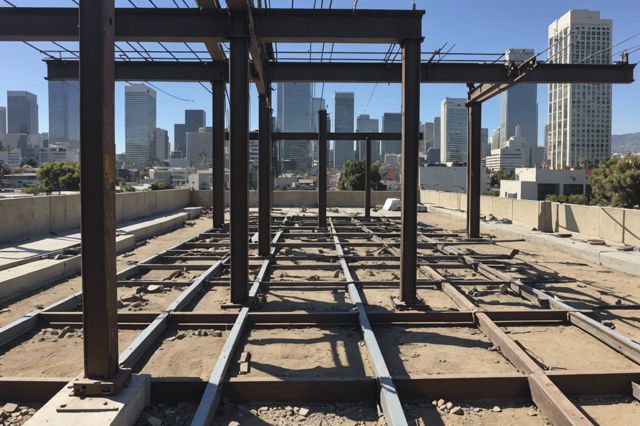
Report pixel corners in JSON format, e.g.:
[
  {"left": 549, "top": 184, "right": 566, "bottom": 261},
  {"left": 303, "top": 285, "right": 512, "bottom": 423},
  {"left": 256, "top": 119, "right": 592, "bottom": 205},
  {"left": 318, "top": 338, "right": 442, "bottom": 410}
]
[
  {"left": 466, "top": 99, "right": 481, "bottom": 238},
  {"left": 258, "top": 94, "right": 272, "bottom": 257},
  {"left": 229, "top": 10, "right": 250, "bottom": 305},
  {"left": 79, "top": 0, "right": 118, "bottom": 380},
  {"left": 212, "top": 80, "right": 225, "bottom": 228},
  {"left": 399, "top": 39, "right": 420, "bottom": 305},
  {"left": 318, "top": 109, "right": 328, "bottom": 228}
]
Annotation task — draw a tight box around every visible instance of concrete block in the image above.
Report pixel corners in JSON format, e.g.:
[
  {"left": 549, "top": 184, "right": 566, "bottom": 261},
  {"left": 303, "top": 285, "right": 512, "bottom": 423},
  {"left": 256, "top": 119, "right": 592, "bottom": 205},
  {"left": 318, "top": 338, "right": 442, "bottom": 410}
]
[
  {"left": 512, "top": 199, "right": 544, "bottom": 229},
  {"left": 25, "top": 374, "right": 150, "bottom": 426},
  {"left": 491, "top": 198, "right": 513, "bottom": 220},
  {"left": 50, "top": 194, "right": 81, "bottom": 234}
]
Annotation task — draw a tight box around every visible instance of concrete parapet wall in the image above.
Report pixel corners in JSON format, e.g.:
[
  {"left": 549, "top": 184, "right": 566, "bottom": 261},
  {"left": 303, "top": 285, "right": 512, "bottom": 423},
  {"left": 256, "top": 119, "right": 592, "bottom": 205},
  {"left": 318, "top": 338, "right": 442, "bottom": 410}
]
[
  {"left": 420, "top": 189, "right": 640, "bottom": 245},
  {"left": 0, "top": 189, "right": 191, "bottom": 244},
  {"left": 190, "top": 190, "right": 401, "bottom": 208}
]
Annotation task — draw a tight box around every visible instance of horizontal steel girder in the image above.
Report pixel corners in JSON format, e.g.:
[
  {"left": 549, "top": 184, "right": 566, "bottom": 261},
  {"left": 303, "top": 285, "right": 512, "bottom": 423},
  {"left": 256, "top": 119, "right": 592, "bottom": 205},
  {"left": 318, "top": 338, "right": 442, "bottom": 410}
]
[
  {"left": 46, "top": 60, "right": 636, "bottom": 84},
  {"left": 0, "top": 7, "right": 422, "bottom": 43}
]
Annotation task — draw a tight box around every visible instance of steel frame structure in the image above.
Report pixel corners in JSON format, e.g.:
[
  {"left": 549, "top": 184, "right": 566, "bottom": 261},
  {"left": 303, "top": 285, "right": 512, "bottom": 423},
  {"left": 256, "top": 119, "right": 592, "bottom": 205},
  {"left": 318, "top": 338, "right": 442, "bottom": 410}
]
[
  {"left": 1, "top": 215, "right": 640, "bottom": 425},
  {"left": 0, "top": 2, "right": 637, "bottom": 425}
]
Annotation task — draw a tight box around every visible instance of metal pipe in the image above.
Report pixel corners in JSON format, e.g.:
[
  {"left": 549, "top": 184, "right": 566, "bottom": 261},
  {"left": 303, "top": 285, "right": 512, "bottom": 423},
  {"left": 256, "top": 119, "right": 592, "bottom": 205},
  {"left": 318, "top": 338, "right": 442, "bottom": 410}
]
[
  {"left": 229, "top": 10, "right": 250, "bottom": 305},
  {"left": 364, "top": 136, "right": 371, "bottom": 218},
  {"left": 466, "top": 100, "right": 481, "bottom": 238},
  {"left": 79, "top": 0, "right": 119, "bottom": 380},
  {"left": 399, "top": 39, "right": 420, "bottom": 305},
  {"left": 258, "top": 94, "right": 272, "bottom": 256},
  {"left": 212, "top": 80, "right": 225, "bottom": 228},
  {"left": 318, "top": 109, "right": 328, "bottom": 228}
]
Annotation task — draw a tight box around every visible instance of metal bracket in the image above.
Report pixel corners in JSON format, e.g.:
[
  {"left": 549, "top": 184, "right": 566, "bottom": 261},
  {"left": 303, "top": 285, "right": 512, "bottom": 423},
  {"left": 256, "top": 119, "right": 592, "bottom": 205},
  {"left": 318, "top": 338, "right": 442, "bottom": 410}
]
[{"left": 72, "top": 368, "right": 131, "bottom": 397}]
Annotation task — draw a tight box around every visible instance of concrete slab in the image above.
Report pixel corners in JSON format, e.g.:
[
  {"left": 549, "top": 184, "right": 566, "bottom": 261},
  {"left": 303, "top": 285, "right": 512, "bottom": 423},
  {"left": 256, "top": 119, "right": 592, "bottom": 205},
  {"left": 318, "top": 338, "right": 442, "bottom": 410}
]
[{"left": 25, "top": 374, "right": 150, "bottom": 426}]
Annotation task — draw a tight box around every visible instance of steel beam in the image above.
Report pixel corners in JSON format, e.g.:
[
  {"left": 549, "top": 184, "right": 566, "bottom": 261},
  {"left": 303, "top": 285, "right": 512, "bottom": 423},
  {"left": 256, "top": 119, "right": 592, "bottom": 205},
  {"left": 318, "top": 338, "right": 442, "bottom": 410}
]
[
  {"left": 258, "top": 94, "right": 272, "bottom": 256},
  {"left": 399, "top": 39, "right": 420, "bottom": 305},
  {"left": 46, "top": 60, "right": 636, "bottom": 85},
  {"left": 79, "top": 0, "right": 119, "bottom": 381},
  {"left": 0, "top": 7, "right": 422, "bottom": 43},
  {"left": 212, "top": 81, "right": 225, "bottom": 228},
  {"left": 228, "top": 9, "right": 250, "bottom": 305},
  {"left": 466, "top": 100, "right": 482, "bottom": 238},
  {"left": 364, "top": 137, "right": 371, "bottom": 218},
  {"left": 318, "top": 110, "right": 328, "bottom": 228}
]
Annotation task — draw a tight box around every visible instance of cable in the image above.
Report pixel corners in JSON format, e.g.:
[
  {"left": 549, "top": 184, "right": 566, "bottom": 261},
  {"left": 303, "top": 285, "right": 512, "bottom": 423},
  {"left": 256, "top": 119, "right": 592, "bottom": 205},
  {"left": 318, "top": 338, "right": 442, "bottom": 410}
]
[{"left": 578, "top": 31, "right": 640, "bottom": 64}]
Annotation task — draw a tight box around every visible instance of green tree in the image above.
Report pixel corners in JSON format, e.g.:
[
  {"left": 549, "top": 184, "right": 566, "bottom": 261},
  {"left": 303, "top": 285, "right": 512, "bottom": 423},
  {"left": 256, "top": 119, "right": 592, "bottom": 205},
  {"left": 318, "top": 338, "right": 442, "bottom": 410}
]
[
  {"left": 545, "top": 193, "right": 588, "bottom": 205},
  {"left": 490, "top": 169, "right": 515, "bottom": 187},
  {"left": 338, "top": 160, "right": 386, "bottom": 191},
  {"left": 590, "top": 154, "right": 640, "bottom": 208},
  {"left": 37, "top": 162, "right": 80, "bottom": 194},
  {"left": 150, "top": 181, "right": 173, "bottom": 190}
]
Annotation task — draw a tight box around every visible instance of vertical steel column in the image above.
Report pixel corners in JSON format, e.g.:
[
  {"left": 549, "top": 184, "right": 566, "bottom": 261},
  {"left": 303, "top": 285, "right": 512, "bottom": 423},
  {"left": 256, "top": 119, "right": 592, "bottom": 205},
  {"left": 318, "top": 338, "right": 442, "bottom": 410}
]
[
  {"left": 318, "top": 109, "right": 327, "bottom": 228},
  {"left": 466, "top": 100, "right": 482, "bottom": 239},
  {"left": 79, "top": 0, "right": 118, "bottom": 379},
  {"left": 399, "top": 39, "right": 421, "bottom": 305},
  {"left": 364, "top": 136, "right": 371, "bottom": 219},
  {"left": 229, "top": 10, "right": 250, "bottom": 305},
  {"left": 258, "top": 94, "right": 272, "bottom": 257},
  {"left": 212, "top": 80, "right": 225, "bottom": 228}
]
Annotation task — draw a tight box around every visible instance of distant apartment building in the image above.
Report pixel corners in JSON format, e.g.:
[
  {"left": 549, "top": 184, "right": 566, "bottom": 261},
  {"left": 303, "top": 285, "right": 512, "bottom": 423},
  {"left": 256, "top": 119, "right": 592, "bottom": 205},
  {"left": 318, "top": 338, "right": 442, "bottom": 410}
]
[
  {"left": 380, "top": 113, "right": 401, "bottom": 161},
  {"left": 432, "top": 117, "right": 441, "bottom": 149},
  {"left": 174, "top": 109, "right": 206, "bottom": 158},
  {"left": 547, "top": 10, "right": 612, "bottom": 168},
  {"left": 500, "top": 167, "right": 588, "bottom": 200},
  {"left": 7, "top": 91, "right": 38, "bottom": 135},
  {"left": 0, "top": 150, "right": 21, "bottom": 168},
  {"left": 355, "top": 114, "right": 379, "bottom": 161},
  {"left": 310, "top": 97, "right": 327, "bottom": 163},
  {"left": 125, "top": 84, "right": 157, "bottom": 165},
  {"left": 333, "top": 92, "right": 355, "bottom": 170},
  {"left": 276, "top": 82, "right": 312, "bottom": 172},
  {"left": 48, "top": 81, "right": 80, "bottom": 147},
  {"left": 486, "top": 126, "right": 545, "bottom": 171},
  {"left": 500, "top": 49, "right": 538, "bottom": 151},
  {"left": 440, "top": 98, "right": 467, "bottom": 163}
]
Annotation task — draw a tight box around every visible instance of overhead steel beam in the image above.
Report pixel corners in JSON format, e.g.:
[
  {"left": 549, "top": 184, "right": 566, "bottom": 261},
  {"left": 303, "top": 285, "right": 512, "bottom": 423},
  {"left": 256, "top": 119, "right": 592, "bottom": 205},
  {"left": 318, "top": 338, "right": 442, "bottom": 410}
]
[
  {"left": 78, "top": 0, "right": 119, "bottom": 381},
  {"left": 46, "top": 60, "right": 636, "bottom": 84},
  {"left": 0, "top": 7, "right": 422, "bottom": 43},
  {"left": 195, "top": 0, "right": 227, "bottom": 61}
]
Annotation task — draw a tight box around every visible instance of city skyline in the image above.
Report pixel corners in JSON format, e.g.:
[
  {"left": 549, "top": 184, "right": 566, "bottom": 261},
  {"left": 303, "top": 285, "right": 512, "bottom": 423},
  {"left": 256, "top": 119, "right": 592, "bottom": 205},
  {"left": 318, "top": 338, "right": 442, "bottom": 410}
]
[{"left": 0, "top": 1, "right": 637, "bottom": 154}]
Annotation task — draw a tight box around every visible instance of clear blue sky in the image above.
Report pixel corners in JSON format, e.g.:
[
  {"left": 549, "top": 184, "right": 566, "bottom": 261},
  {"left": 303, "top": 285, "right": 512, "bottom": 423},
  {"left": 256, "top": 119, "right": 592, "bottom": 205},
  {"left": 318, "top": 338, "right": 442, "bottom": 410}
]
[{"left": 0, "top": 0, "right": 638, "bottom": 153}]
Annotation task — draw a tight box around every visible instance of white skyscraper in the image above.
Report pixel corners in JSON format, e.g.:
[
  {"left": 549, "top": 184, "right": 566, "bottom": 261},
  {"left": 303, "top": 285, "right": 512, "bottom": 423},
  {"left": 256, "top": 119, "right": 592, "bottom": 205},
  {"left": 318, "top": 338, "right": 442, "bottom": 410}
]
[
  {"left": 440, "top": 98, "right": 468, "bottom": 163},
  {"left": 276, "top": 82, "right": 312, "bottom": 171},
  {"left": 125, "top": 84, "right": 157, "bottom": 165},
  {"left": 547, "top": 10, "right": 612, "bottom": 168}
]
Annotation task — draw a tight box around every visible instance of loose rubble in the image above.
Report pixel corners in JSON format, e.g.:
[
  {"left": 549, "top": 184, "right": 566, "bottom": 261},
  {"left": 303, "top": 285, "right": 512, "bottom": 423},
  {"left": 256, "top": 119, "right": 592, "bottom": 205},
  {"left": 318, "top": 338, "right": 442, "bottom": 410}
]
[{"left": 0, "top": 402, "right": 38, "bottom": 425}]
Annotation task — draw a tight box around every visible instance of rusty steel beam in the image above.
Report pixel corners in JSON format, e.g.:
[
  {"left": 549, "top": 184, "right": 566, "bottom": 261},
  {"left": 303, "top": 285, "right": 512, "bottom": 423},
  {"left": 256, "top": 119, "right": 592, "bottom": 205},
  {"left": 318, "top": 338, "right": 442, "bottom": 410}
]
[
  {"left": 364, "top": 137, "right": 371, "bottom": 218},
  {"left": 212, "top": 80, "right": 225, "bottom": 228},
  {"left": 258, "top": 94, "right": 272, "bottom": 256},
  {"left": 318, "top": 110, "right": 328, "bottom": 228},
  {"left": 466, "top": 100, "right": 482, "bottom": 238},
  {"left": 78, "top": 0, "right": 119, "bottom": 381}
]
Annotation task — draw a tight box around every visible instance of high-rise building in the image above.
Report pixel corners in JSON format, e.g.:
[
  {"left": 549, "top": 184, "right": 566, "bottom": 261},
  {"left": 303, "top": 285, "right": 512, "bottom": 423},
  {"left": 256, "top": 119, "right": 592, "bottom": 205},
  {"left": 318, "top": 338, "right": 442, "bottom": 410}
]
[
  {"left": 333, "top": 92, "right": 355, "bottom": 170},
  {"left": 125, "top": 84, "right": 157, "bottom": 165},
  {"left": 482, "top": 128, "right": 489, "bottom": 158},
  {"left": 499, "top": 49, "right": 538, "bottom": 150},
  {"left": 380, "top": 113, "right": 401, "bottom": 160},
  {"left": 432, "top": 117, "right": 441, "bottom": 149},
  {"left": 440, "top": 98, "right": 468, "bottom": 163},
  {"left": 547, "top": 10, "right": 612, "bottom": 168},
  {"left": 356, "top": 114, "right": 379, "bottom": 161},
  {"left": 276, "top": 82, "right": 312, "bottom": 171},
  {"left": 154, "top": 128, "right": 169, "bottom": 162},
  {"left": 420, "top": 122, "right": 434, "bottom": 156},
  {"left": 310, "top": 97, "right": 327, "bottom": 163},
  {"left": 7, "top": 91, "right": 38, "bottom": 135},
  {"left": 0, "top": 107, "right": 6, "bottom": 143},
  {"left": 491, "top": 128, "right": 501, "bottom": 150},
  {"left": 185, "top": 127, "right": 212, "bottom": 168},
  {"left": 48, "top": 81, "right": 80, "bottom": 147},
  {"left": 174, "top": 110, "right": 206, "bottom": 157}
]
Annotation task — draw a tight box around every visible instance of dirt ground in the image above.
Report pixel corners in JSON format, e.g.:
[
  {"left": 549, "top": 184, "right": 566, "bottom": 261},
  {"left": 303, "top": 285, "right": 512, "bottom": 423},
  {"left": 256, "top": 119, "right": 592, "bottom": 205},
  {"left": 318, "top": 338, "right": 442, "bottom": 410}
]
[
  {"left": 136, "top": 328, "right": 228, "bottom": 379},
  {"left": 230, "top": 326, "right": 373, "bottom": 379},
  {"left": 403, "top": 400, "right": 546, "bottom": 426},
  {"left": 375, "top": 326, "right": 516, "bottom": 376},
  {"left": 502, "top": 325, "right": 638, "bottom": 371},
  {"left": 214, "top": 402, "right": 383, "bottom": 426},
  {"left": 572, "top": 396, "right": 640, "bottom": 425},
  {"left": 0, "top": 326, "right": 141, "bottom": 377}
]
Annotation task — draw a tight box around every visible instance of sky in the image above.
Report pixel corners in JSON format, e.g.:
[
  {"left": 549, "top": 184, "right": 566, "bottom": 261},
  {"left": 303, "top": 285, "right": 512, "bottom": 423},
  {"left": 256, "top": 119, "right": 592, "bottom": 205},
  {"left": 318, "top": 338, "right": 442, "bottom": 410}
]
[{"left": 0, "top": 0, "right": 639, "bottom": 154}]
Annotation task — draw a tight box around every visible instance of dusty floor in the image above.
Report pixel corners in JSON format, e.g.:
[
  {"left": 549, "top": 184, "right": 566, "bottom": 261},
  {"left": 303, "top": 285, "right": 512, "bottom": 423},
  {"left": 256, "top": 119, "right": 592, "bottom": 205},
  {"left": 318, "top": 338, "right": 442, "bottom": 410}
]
[{"left": 403, "top": 400, "right": 546, "bottom": 426}]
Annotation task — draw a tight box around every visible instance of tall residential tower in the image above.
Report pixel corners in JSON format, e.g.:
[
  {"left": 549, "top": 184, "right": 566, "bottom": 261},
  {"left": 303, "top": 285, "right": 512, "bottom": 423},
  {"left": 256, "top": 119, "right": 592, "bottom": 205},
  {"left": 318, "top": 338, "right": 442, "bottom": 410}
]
[{"left": 125, "top": 84, "right": 157, "bottom": 165}]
